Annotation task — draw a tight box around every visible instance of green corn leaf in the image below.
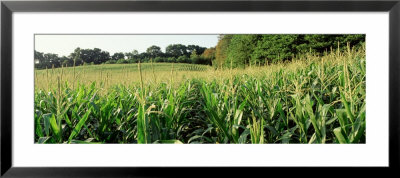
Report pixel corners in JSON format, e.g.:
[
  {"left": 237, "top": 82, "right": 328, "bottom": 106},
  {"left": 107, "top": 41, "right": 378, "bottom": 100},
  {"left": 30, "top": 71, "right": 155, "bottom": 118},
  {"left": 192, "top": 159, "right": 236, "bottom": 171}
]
[
  {"left": 334, "top": 127, "right": 349, "bottom": 144},
  {"left": 64, "top": 114, "right": 72, "bottom": 128},
  {"left": 304, "top": 94, "right": 321, "bottom": 143},
  {"left": 340, "top": 93, "right": 354, "bottom": 123},
  {"left": 68, "top": 110, "right": 92, "bottom": 142},
  {"left": 49, "top": 114, "right": 61, "bottom": 142},
  {"left": 335, "top": 109, "right": 348, "bottom": 134},
  {"left": 43, "top": 113, "right": 52, "bottom": 136},
  {"left": 137, "top": 103, "right": 147, "bottom": 144},
  {"left": 37, "top": 137, "right": 50, "bottom": 144},
  {"left": 238, "top": 129, "right": 250, "bottom": 144},
  {"left": 188, "top": 135, "right": 203, "bottom": 143},
  {"left": 35, "top": 114, "right": 44, "bottom": 138},
  {"left": 70, "top": 138, "right": 101, "bottom": 144}
]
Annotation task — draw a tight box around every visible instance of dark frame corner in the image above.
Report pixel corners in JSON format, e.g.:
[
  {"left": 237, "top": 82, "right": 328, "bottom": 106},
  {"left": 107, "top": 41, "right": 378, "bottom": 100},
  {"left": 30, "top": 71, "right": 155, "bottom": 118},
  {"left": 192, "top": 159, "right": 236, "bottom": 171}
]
[{"left": 1, "top": 0, "right": 399, "bottom": 177}]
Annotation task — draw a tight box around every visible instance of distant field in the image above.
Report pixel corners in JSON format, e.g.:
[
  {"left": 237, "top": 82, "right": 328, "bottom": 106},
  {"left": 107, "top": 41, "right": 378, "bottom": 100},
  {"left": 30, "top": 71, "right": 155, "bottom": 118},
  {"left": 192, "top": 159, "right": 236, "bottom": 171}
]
[
  {"left": 35, "top": 63, "right": 212, "bottom": 90},
  {"left": 34, "top": 49, "right": 366, "bottom": 144}
]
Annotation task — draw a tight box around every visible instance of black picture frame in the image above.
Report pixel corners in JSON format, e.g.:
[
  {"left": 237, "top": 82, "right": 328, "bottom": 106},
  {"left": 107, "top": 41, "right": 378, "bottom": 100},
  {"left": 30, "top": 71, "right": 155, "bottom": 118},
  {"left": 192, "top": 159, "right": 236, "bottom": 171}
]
[{"left": 1, "top": 0, "right": 399, "bottom": 177}]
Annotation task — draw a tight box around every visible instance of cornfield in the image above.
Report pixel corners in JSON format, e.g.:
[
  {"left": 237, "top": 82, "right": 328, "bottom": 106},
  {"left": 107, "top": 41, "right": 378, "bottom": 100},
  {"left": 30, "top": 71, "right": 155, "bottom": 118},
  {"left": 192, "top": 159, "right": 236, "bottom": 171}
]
[{"left": 34, "top": 46, "right": 366, "bottom": 144}]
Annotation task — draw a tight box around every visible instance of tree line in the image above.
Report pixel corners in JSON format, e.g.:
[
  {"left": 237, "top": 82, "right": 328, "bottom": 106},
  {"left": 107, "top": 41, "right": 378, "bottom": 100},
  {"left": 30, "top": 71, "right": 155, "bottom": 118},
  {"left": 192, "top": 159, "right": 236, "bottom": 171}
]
[
  {"left": 214, "top": 34, "right": 365, "bottom": 68},
  {"left": 34, "top": 44, "right": 214, "bottom": 69},
  {"left": 34, "top": 34, "right": 365, "bottom": 70}
]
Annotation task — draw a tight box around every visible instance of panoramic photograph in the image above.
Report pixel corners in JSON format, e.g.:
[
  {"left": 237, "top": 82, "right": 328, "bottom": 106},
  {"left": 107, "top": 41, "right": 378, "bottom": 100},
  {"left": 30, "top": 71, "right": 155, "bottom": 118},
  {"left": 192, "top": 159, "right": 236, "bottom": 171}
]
[{"left": 34, "top": 34, "right": 366, "bottom": 144}]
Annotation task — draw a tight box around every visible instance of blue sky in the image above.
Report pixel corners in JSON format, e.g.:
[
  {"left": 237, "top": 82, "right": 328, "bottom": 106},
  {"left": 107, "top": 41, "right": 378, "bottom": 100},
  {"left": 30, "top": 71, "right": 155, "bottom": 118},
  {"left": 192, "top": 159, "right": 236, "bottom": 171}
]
[{"left": 35, "top": 35, "right": 219, "bottom": 56}]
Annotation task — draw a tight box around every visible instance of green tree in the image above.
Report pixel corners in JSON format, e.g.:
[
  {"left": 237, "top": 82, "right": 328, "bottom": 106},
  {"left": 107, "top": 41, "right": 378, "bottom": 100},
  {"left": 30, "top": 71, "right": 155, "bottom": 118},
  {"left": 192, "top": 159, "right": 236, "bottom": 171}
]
[
  {"left": 251, "top": 35, "right": 299, "bottom": 64},
  {"left": 190, "top": 50, "right": 200, "bottom": 64},
  {"left": 187, "top": 45, "right": 206, "bottom": 56},
  {"left": 154, "top": 56, "right": 165, "bottom": 62},
  {"left": 146, "top": 45, "right": 163, "bottom": 58},
  {"left": 34, "top": 50, "right": 45, "bottom": 69},
  {"left": 67, "top": 47, "right": 84, "bottom": 67},
  {"left": 176, "top": 56, "right": 189, "bottom": 63},
  {"left": 42, "top": 53, "right": 61, "bottom": 68},
  {"left": 112, "top": 52, "right": 125, "bottom": 61},
  {"left": 59, "top": 56, "right": 71, "bottom": 67},
  {"left": 215, "top": 35, "right": 233, "bottom": 68},
  {"left": 167, "top": 57, "right": 176, "bottom": 63},
  {"left": 125, "top": 49, "right": 139, "bottom": 60},
  {"left": 226, "top": 34, "right": 260, "bottom": 68},
  {"left": 78, "top": 48, "right": 110, "bottom": 64},
  {"left": 166, "top": 44, "right": 188, "bottom": 58}
]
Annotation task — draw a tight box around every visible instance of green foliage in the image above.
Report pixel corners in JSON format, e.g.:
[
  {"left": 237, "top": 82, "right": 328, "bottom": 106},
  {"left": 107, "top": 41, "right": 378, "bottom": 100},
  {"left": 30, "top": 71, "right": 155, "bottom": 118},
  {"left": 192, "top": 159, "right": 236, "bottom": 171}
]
[
  {"left": 252, "top": 35, "right": 299, "bottom": 64},
  {"left": 215, "top": 35, "right": 233, "bottom": 68},
  {"left": 80, "top": 48, "right": 110, "bottom": 64},
  {"left": 72, "top": 48, "right": 82, "bottom": 66},
  {"left": 35, "top": 44, "right": 213, "bottom": 70},
  {"left": 213, "top": 34, "right": 365, "bottom": 68},
  {"left": 187, "top": 45, "right": 206, "bottom": 56},
  {"left": 35, "top": 35, "right": 365, "bottom": 70},
  {"left": 176, "top": 56, "right": 189, "bottom": 63},
  {"left": 105, "top": 60, "right": 116, "bottom": 64},
  {"left": 153, "top": 57, "right": 164, "bottom": 63},
  {"left": 226, "top": 35, "right": 260, "bottom": 68},
  {"left": 34, "top": 48, "right": 366, "bottom": 144},
  {"left": 166, "top": 44, "right": 188, "bottom": 57},
  {"left": 190, "top": 50, "right": 210, "bottom": 65},
  {"left": 167, "top": 57, "right": 176, "bottom": 63},
  {"left": 146, "top": 45, "right": 163, "bottom": 58},
  {"left": 116, "top": 58, "right": 128, "bottom": 64},
  {"left": 112, "top": 52, "right": 125, "bottom": 61}
]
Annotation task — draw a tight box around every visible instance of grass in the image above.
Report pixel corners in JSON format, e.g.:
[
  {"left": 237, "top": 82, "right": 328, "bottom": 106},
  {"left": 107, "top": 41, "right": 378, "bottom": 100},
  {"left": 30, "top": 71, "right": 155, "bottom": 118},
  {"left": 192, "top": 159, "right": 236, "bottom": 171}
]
[{"left": 34, "top": 46, "right": 366, "bottom": 144}]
